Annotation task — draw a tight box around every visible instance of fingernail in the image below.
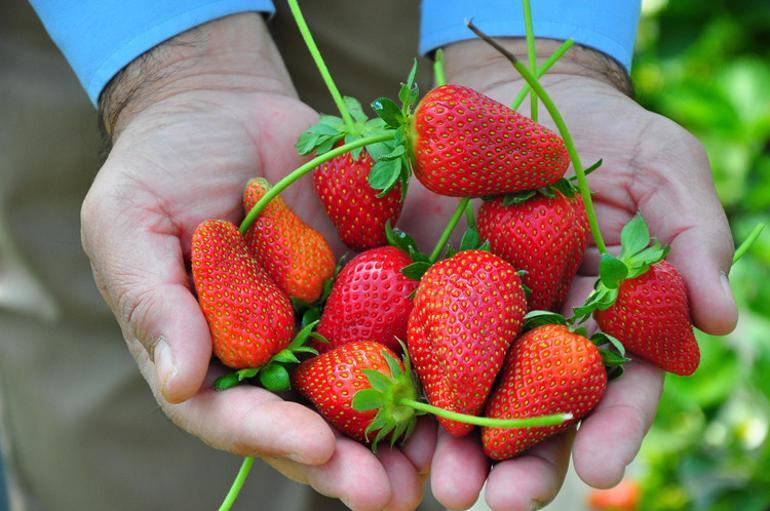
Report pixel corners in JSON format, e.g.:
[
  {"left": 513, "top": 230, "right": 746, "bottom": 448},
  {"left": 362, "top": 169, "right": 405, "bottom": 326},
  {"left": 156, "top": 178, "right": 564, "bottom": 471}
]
[
  {"left": 529, "top": 500, "right": 544, "bottom": 511},
  {"left": 340, "top": 498, "right": 354, "bottom": 510},
  {"left": 154, "top": 337, "right": 177, "bottom": 398}
]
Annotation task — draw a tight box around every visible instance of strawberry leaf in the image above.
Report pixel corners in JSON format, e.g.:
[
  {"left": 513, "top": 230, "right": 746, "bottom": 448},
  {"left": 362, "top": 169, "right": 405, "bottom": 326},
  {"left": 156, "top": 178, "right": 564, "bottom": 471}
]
[
  {"left": 619, "top": 214, "right": 650, "bottom": 259},
  {"left": 371, "top": 97, "right": 404, "bottom": 128},
  {"left": 459, "top": 227, "right": 481, "bottom": 251},
  {"left": 352, "top": 389, "right": 385, "bottom": 411},
  {"left": 590, "top": 332, "right": 626, "bottom": 357},
  {"left": 271, "top": 350, "right": 301, "bottom": 364},
  {"left": 400, "top": 261, "right": 431, "bottom": 280},
  {"left": 369, "top": 158, "right": 402, "bottom": 195},
  {"left": 362, "top": 369, "right": 392, "bottom": 392},
  {"left": 583, "top": 158, "right": 603, "bottom": 176},
  {"left": 599, "top": 348, "right": 631, "bottom": 367},
  {"left": 599, "top": 255, "right": 628, "bottom": 289},
  {"left": 259, "top": 363, "right": 291, "bottom": 391},
  {"left": 385, "top": 220, "right": 420, "bottom": 256},
  {"left": 344, "top": 96, "right": 368, "bottom": 123},
  {"left": 524, "top": 310, "right": 568, "bottom": 329},
  {"left": 502, "top": 190, "right": 536, "bottom": 206}
]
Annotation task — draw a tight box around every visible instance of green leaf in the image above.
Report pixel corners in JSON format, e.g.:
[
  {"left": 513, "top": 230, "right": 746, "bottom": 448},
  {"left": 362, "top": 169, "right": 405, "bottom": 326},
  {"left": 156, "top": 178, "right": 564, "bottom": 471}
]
[
  {"left": 583, "top": 158, "right": 603, "bottom": 176},
  {"left": 295, "top": 130, "right": 319, "bottom": 155},
  {"left": 599, "top": 255, "right": 629, "bottom": 289},
  {"left": 381, "top": 145, "right": 406, "bottom": 160},
  {"left": 599, "top": 348, "right": 631, "bottom": 367},
  {"left": 344, "top": 96, "right": 368, "bottom": 123},
  {"left": 292, "top": 346, "right": 319, "bottom": 355},
  {"left": 237, "top": 368, "right": 260, "bottom": 381},
  {"left": 213, "top": 372, "right": 241, "bottom": 391},
  {"left": 291, "top": 319, "right": 319, "bottom": 348},
  {"left": 352, "top": 389, "right": 385, "bottom": 411},
  {"left": 524, "top": 310, "right": 568, "bottom": 328},
  {"left": 371, "top": 97, "right": 404, "bottom": 128},
  {"left": 365, "top": 140, "right": 394, "bottom": 161},
  {"left": 368, "top": 158, "right": 402, "bottom": 193},
  {"left": 362, "top": 369, "right": 392, "bottom": 392},
  {"left": 477, "top": 240, "right": 491, "bottom": 252},
  {"left": 619, "top": 214, "right": 651, "bottom": 259},
  {"left": 309, "top": 332, "right": 329, "bottom": 344},
  {"left": 590, "top": 332, "right": 626, "bottom": 357},
  {"left": 538, "top": 186, "right": 556, "bottom": 198},
  {"left": 459, "top": 227, "right": 481, "bottom": 251},
  {"left": 271, "top": 350, "right": 300, "bottom": 364},
  {"left": 259, "top": 364, "right": 291, "bottom": 391},
  {"left": 502, "top": 190, "right": 536, "bottom": 206},
  {"left": 315, "top": 136, "right": 337, "bottom": 155},
  {"left": 400, "top": 261, "right": 431, "bottom": 280},
  {"left": 301, "top": 307, "right": 321, "bottom": 328},
  {"left": 382, "top": 351, "right": 404, "bottom": 379},
  {"left": 551, "top": 178, "right": 577, "bottom": 197}
]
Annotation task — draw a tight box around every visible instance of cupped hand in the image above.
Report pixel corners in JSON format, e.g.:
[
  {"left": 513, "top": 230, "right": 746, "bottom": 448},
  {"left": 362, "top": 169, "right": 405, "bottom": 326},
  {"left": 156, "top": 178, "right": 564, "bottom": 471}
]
[
  {"left": 420, "top": 38, "right": 738, "bottom": 510},
  {"left": 80, "top": 14, "right": 434, "bottom": 511}
]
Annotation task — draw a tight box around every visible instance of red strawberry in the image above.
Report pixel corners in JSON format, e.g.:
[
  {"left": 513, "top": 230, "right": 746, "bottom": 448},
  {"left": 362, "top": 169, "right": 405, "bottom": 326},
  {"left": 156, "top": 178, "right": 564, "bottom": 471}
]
[
  {"left": 292, "top": 341, "right": 418, "bottom": 444},
  {"left": 316, "top": 246, "right": 418, "bottom": 353},
  {"left": 407, "top": 250, "right": 527, "bottom": 436},
  {"left": 595, "top": 260, "right": 699, "bottom": 375},
  {"left": 191, "top": 219, "right": 294, "bottom": 369},
  {"left": 315, "top": 149, "right": 403, "bottom": 251},
  {"left": 409, "top": 84, "right": 569, "bottom": 197},
  {"left": 243, "top": 177, "right": 335, "bottom": 303},
  {"left": 482, "top": 324, "right": 607, "bottom": 460},
  {"left": 478, "top": 192, "right": 590, "bottom": 311}
]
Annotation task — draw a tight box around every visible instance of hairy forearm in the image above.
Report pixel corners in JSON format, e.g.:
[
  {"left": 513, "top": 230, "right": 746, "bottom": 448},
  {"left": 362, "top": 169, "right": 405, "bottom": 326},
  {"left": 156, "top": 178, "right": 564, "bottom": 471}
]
[
  {"left": 443, "top": 38, "right": 633, "bottom": 96},
  {"left": 99, "top": 13, "right": 294, "bottom": 142}
]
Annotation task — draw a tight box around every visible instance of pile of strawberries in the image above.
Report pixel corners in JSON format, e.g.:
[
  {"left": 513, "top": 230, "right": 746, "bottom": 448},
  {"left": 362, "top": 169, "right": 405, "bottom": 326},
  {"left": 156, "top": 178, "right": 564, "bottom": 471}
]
[{"left": 192, "top": 6, "right": 709, "bottom": 507}]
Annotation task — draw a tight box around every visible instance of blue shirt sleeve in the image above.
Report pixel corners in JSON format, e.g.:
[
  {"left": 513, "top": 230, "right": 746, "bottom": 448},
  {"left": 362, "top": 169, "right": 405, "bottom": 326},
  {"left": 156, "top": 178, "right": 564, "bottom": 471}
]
[
  {"left": 29, "top": 0, "right": 275, "bottom": 105},
  {"left": 420, "top": 0, "right": 641, "bottom": 72}
]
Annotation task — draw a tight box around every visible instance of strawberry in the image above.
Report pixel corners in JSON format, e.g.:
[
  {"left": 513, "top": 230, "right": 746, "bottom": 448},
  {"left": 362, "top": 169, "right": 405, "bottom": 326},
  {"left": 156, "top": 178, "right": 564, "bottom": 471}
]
[
  {"left": 574, "top": 215, "right": 699, "bottom": 376},
  {"left": 316, "top": 246, "right": 418, "bottom": 353},
  {"left": 478, "top": 190, "right": 590, "bottom": 311},
  {"left": 482, "top": 323, "right": 607, "bottom": 460},
  {"left": 191, "top": 219, "right": 294, "bottom": 369},
  {"left": 594, "top": 260, "right": 699, "bottom": 375},
  {"left": 243, "top": 177, "right": 335, "bottom": 304},
  {"left": 407, "top": 249, "right": 527, "bottom": 436},
  {"left": 371, "top": 80, "right": 570, "bottom": 198},
  {"left": 314, "top": 148, "right": 403, "bottom": 251},
  {"left": 292, "top": 341, "right": 419, "bottom": 445},
  {"left": 588, "top": 480, "right": 640, "bottom": 511}
]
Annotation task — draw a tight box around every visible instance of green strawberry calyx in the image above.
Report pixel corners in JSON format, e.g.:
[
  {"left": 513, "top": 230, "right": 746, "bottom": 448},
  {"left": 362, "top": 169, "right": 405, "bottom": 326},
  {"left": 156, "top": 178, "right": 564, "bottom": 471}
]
[
  {"left": 352, "top": 344, "right": 574, "bottom": 451},
  {"left": 572, "top": 214, "right": 669, "bottom": 323},
  {"left": 213, "top": 320, "right": 327, "bottom": 392}
]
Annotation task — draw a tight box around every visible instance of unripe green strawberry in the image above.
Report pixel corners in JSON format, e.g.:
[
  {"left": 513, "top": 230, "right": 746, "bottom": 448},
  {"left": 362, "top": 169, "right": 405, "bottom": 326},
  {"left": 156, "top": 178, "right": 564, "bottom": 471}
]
[
  {"left": 316, "top": 246, "right": 417, "bottom": 353},
  {"left": 482, "top": 324, "right": 606, "bottom": 460},
  {"left": 191, "top": 219, "right": 294, "bottom": 369},
  {"left": 595, "top": 260, "right": 699, "bottom": 376},
  {"left": 478, "top": 192, "right": 590, "bottom": 311},
  {"left": 407, "top": 250, "right": 527, "bottom": 436},
  {"left": 243, "top": 178, "right": 335, "bottom": 303}
]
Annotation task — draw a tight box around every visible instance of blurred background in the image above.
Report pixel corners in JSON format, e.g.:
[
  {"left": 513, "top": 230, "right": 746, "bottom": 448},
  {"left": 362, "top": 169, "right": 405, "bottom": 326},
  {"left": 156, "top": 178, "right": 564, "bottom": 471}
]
[{"left": 1, "top": 0, "right": 768, "bottom": 510}]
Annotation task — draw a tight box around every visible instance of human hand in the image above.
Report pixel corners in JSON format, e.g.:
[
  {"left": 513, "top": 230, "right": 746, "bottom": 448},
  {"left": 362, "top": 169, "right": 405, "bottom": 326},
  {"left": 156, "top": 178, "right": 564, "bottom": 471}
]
[
  {"left": 421, "top": 38, "right": 738, "bottom": 510},
  {"left": 80, "top": 14, "right": 434, "bottom": 510}
]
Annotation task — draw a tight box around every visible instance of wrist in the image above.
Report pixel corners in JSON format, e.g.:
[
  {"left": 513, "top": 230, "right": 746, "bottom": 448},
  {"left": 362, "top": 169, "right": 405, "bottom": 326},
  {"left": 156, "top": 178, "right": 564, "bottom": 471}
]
[
  {"left": 99, "top": 13, "right": 294, "bottom": 141},
  {"left": 442, "top": 38, "right": 633, "bottom": 98}
]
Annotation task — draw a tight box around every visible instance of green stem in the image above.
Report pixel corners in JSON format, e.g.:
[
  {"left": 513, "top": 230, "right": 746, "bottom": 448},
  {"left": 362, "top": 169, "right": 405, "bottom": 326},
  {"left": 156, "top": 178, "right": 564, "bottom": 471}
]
[
  {"left": 467, "top": 21, "right": 608, "bottom": 255},
  {"left": 522, "top": 0, "right": 538, "bottom": 122},
  {"left": 732, "top": 223, "right": 765, "bottom": 265},
  {"left": 434, "top": 48, "right": 446, "bottom": 87},
  {"left": 511, "top": 40, "right": 574, "bottom": 110},
  {"left": 399, "top": 398, "right": 571, "bottom": 428},
  {"left": 464, "top": 199, "right": 476, "bottom": 228},
  {"left": 239, "top": 132, "right": 395, "bottom": 234},
  {"left": 429, "top": 198, "right": 471, "bottom": 262},
  {"left": 287, "top": 0, "right": 353, "bottom": 131},
  {"left": 218, "top": 456, "right": 254, "bottom": 511}
]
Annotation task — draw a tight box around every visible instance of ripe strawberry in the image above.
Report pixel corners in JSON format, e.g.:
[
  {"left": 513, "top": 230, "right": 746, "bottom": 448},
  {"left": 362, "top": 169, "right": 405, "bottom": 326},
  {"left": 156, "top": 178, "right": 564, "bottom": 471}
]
[
  {"left": 243, "top": 177, "right": 335, "bottom": 303},
  {"left": 588, "top": 480, "right": 640, "bottom": 511},
  {"left": 407, "top": 250, "right": 527, "bottom": 436},
  {"left": 595, "top": 260, "right": 699, "bottom": 376},
  {"left": 482, "top": 324, "right": 607, "bottom": 460},
  {"left": 191, "top": 219, "right": 294, "bottom": 369},
  {"left": 316, "top": 246, "right": 418, "bottom": 353},
  {"left": 292, "top": 341, "right": 419, "bottom": 445},
  {"left": 409, "top": 85, "right": 569, "bottom": 197},
  {"left": 315, "top": 149, "right": 403, "bottom": 251},
  {"left": 478, "top": 191, "right": 590, "bottom": 311}
]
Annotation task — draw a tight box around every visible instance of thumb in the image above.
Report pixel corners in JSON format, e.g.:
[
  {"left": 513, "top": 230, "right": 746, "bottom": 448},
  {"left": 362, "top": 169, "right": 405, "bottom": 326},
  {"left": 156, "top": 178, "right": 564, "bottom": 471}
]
[{"left": 81, "top": 183, "right": 210, "bottom": 403}]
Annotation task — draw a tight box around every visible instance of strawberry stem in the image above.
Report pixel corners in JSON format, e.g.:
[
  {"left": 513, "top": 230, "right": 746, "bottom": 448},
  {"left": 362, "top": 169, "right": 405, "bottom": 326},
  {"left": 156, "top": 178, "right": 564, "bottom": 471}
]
[
  {"left": 239, "top": 132, "right": 396, "bottom": 234},
  {"left": 429, "top": 197, "right": 471, "bottom": 262},
  {"left": 467, "top": 20, "right": 609, "bottom": 255},
  {"left": 434, "top": 48, "right": 446, "bottom": 87},
  {"left": 510, "top": 39, "right": 573, "bottom": 110},
  {"left": 522, "top": 0, "right": 538, "bottom": 122},
  {"left": 218, "top": 456, "right": 254, "bottom": 511},
  {"left": 398, "top": 398, "right": 572, "bottom": 428},
  {"left": 287, "top": 0, "right": 354, "bottom": 131},
  {"left": 732, "top": 223, "right": 765, "bottom": 266}
]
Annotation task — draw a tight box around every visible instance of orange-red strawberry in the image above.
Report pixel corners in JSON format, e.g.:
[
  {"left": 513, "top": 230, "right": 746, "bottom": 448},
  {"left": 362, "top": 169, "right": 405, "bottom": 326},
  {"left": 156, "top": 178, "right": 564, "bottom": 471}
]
[
  {"left": 482, "top": 324, "right": 607, "bottom": 460},
  {"left": 407, "top": 250, "right": 527, "bottom": 436},
  {"left": 478, "top": 191, "right": 590, "bottom": 311},
  {"left": 595, "top": 260, "right": 699, "bottom": 376},
  {"left": 315, "top": 149, "right": 403, "bottom": 251},
  {"left": 409, "top": 85, "right": 569, "bottom": 197},
  {"left": 292, "top": 341, "right": 419, "bottom": 445},
  {"left": 243, "top": 177, "right": 335, "bottom": 303},
  {"left": 316, "top": 246, "right": 418, "bottom": 353},
  {"left": 191, "top": 219, "right": 294, "bottom": 369}
]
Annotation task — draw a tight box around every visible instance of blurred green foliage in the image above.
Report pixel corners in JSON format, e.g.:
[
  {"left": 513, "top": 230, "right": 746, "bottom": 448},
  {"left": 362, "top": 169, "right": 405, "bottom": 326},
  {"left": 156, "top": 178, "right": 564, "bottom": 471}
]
[{"left": 632, "top": 1, "right": 770, "bottom": 509}]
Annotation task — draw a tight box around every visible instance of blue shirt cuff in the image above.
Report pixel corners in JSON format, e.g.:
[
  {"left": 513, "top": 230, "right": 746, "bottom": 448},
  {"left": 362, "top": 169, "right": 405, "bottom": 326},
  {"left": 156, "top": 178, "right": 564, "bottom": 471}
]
[
  {"left": 29, "top": 0, "right": 275, "bottom": 105},
  {"left": 420, "top": 0, "right": 641, "bottom": 72}
]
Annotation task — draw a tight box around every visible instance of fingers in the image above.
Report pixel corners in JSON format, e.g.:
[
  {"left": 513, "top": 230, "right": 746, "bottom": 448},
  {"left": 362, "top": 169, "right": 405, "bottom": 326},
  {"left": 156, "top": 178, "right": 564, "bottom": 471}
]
[
  {"left": 401, "top": 417, "right": 439, "bottom": 478},
  {"left": 484, "top": 429, "right": 574, "bottom": 511},
  {"left": 431, "top": 430, "right": 489, "bottom": 510},
  {"left": 572, "top": 361, "right": 663, "bottom": 488},
  {"left": 377, "top": 447, "right": 424, "bottom": 511},
  {"left": 81, "top": 170, "right": 211, "bottom": 403},
  {"left": 266, "top": 437, "right": 392, "bottom": 511}
]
